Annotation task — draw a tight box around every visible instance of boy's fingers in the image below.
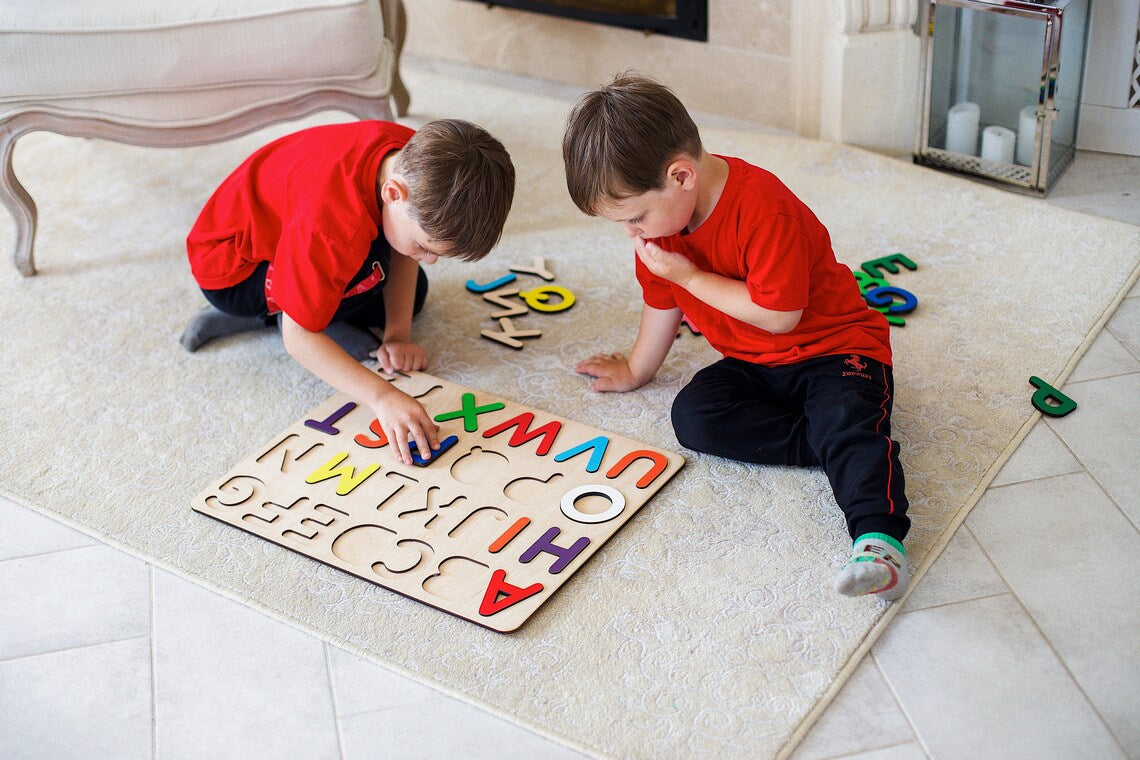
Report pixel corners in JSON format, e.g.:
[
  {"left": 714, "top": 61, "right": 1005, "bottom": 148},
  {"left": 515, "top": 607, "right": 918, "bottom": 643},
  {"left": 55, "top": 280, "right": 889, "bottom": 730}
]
[
  {"left": 411, "top": 427, "right": 432, "bottom": 461},
  {"left": 382, "top": 423, "right": 407, "bottom": 464},
  {"left": 396, "top": 435, "right": 412, "bottom": 465},
  {"left": 427, "top": 422, "right": 440, "bottom": 450},
  {"left": 577, "top": 352, "right": 614, "bottom": 370}
]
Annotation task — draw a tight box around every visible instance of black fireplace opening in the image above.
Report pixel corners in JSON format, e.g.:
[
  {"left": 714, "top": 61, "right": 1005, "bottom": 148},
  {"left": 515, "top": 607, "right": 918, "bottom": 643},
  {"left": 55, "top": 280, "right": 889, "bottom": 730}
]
[{"left": 471, "top": 0, "right": 707, "bottom": 41}]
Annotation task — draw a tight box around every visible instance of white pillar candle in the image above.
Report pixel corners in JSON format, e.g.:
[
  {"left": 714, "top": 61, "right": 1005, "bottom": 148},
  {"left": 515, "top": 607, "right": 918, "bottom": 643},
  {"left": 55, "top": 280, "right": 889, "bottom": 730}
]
[
  {"left": 946, "top": 101, "right": 981, "bottom": 156},
  {"left": 981, "top": 125, "right": 1016, "bottom": 164},
  {"left": 1016, "top": 105, "right": 1038, "bottom": 166}
]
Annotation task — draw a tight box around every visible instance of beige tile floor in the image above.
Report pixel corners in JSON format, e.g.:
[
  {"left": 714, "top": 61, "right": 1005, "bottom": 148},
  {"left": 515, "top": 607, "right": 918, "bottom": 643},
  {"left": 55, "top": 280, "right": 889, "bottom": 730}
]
[{"left": 1, "top": 73, "right": 1137, "bottom": 759}]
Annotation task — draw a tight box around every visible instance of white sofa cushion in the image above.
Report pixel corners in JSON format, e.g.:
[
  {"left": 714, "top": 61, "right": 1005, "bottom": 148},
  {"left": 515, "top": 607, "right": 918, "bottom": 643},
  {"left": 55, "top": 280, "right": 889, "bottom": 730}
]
[{"left": 0, "top": 0, "right": 387, "bottom": 104}]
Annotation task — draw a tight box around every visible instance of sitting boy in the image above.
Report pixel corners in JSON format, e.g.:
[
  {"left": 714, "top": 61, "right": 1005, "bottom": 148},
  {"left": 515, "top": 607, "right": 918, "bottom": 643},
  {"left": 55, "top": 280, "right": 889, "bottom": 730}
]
[
  {"left": 563, "top": 74, "right": 910, "bottom": 600},
  {"left": 182, "top": 119, "right": 515, "bottom": 466}
]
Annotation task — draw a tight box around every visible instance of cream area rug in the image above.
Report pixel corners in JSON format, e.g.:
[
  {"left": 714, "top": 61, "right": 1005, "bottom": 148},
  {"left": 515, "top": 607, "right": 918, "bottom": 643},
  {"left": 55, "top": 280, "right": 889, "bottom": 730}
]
[{"left": 2, "top": 65, "right": 1137, "bottom": 759}]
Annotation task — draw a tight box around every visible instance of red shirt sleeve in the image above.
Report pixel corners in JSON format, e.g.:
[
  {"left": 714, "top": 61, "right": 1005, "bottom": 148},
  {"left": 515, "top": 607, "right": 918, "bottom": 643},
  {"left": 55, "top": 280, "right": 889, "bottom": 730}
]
[
  {"left": 634, "top": 251, "right": 678, "bottom": 310},
  {"left": 742, "top": 212, "right": 811, "bottom": 313},
  {"left": 269, "top": 227, "right": 353, "bottom": 331}
]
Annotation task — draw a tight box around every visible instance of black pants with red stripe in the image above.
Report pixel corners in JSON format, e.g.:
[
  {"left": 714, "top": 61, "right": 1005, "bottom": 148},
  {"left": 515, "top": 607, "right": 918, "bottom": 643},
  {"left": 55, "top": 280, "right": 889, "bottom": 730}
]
[
  {"left": 670, "top": 354, "right": 909, "bottom": 543},
  {"left": 199, "top": 235, "right": 428, "bottom": 328}
]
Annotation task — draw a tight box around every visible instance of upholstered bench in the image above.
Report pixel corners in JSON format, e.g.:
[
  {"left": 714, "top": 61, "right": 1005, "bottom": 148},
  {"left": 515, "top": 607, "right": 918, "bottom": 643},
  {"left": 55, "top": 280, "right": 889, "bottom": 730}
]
[{"left": 0, "top": 0, "right": 408, "bottom": 276}]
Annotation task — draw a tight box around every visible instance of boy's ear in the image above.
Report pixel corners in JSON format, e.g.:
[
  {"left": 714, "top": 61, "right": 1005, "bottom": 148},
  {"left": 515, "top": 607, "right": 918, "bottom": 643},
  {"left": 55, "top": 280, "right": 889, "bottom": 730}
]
[
  {"left": 380, "top": 177, "right": 409, "bottom": 203},
  {"left": 666, "top": 158, "right": 697, "bottom": 190}
]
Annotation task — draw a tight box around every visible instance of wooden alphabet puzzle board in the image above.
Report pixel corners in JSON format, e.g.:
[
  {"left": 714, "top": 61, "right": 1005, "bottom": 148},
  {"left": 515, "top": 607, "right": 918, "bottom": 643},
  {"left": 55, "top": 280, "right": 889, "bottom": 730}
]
[{"left": 192, "top": 371, "right": 685, "bottom": 632}]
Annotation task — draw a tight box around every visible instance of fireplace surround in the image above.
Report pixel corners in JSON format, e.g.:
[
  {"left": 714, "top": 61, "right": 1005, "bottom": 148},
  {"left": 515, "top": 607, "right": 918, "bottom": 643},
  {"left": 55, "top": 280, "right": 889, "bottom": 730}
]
[
  {"left": 470, "top": 0, "right": 707, "bottom": 40},
  {"left": 406, "top": 1, "right": 924, "bottom": 155}
]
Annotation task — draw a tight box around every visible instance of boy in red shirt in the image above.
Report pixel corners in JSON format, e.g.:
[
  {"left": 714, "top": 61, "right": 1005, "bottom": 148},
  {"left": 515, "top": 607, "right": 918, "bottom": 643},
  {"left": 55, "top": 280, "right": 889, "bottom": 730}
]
[
  {"left": 183, "top": 119, "right": 515, "bottom": 466},
  {"left": 564, "top": 75, "right": 909, "bottom": 600}
]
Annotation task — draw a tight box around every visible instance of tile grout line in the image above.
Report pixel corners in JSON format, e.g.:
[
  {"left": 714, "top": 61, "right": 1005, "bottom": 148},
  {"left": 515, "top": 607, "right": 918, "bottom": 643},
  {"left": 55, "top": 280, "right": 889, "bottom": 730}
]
[
  {"left": 821, "top": 739, "right": 930, "bottom": 760},
  {"left": 1042, "top": 382, "right": 1140, "bottom": 535},
  {"left": 149, "top": 564, "right": 158, "bottom": 760},
  {"left": 899, "top": 588, "right": 1010, "bottom": 616},
  {"left": 867, "top": 649, "right": 934, "bottom": 760},
  {"left": 0, "top": 541, "right": 103, "bottom": 566},
  {"left": 323, "top": 642, "right": 349, "bottom": 760},
  {"left": 1103, "top": 304, "right": 1139, "bottom": 364},
  {"left": 961, "top": 521, "right": 1133, "bottom": 757},
  {"left": 0, "top": 633, "right": 153, "bottom": 665},
  {"left": 986, "top": 449, "right": 1140, "bottom": 536},
  {"left": 1066, "top": 366, "right": 1140, "bottom": 385}
]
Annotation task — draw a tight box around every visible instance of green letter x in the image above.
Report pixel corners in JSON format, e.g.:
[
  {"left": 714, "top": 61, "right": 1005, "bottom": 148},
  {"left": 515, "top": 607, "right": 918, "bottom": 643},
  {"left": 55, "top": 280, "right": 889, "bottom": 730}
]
[{"left": 434, "top": 392, "right": 506, "bottom": 432}]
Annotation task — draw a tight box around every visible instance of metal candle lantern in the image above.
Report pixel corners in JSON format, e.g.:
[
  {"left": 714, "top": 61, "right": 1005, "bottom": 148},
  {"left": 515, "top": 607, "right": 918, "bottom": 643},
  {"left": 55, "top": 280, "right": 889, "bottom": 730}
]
[{"left": 915, "top": 0, "right": 1090, "bottom": 195}]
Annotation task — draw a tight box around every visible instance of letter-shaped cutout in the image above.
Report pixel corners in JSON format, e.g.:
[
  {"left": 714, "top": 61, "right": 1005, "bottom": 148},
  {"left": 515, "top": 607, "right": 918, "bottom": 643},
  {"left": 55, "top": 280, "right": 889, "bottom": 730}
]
[
  {"left": 678, "top": 315, "right": 701, "bottom": 336},
  {"left": 851, "top": 268, "right": 889, "bottom": 294},
  {"left": 256, "top": 433, "right": 323, "bottom": 473},
  {"left": 864, "top": 286, "right": 918, "bottom": 314},
  {"left": 204, "top": 475, "right": 264, "bottom": 509},
  {"left": 434, "top": 392, "right": 506, "bottom": 432},
  {"left": 408, "top": 435, "right": 459, "bottom": 466},
  {"left": 305, "top": 452, "right": 380, "bottom": 496},
  {"left": 861, "top": 253, "right": 917, "bottom": 279},
  {"left": 480, "top": 317, "right": 542, "bottom": 349},
  {"left": 483, "top": 287, "right": 528, "bottom": 318},
  {"left": 1029, "top": 376, "right": 1077, "bottom": 417},
  {"left": 553, "top": 435, "right": 610, "bottom": 473},
  {"left": 488, "top": 516, "right": 531, "bottom": 553},
  {"left": 353, "top": 419, "right": 389, "bottom": 449},
  {"left": 466, "top": 273, "right": 517, "bottom": 293},
  {"left": 560, "top": 484, "right": 627, "bottom": 524},
  {"left": 605, "top": 449, "right": 669, "bottom": 489},
  {"left": 482, "top": 412, "right": 562, "bottom": 456},
  {"left": 508, "top": 256, "right": 555, "bottom": 281},
  {"left": 872, "top": 307, "right": 907, "bottom": 327},
  {"left": 478, "top": 568, "right": 544, "bottom": 616},
  {"left": 517, "top": 285, "right": 575, "bottom": 313},
  {"left": 304, "top": 402, "right": 357, "bottom": 435},
  {"left": 519, "top": 527, "right": 591, "bottom": 574}
]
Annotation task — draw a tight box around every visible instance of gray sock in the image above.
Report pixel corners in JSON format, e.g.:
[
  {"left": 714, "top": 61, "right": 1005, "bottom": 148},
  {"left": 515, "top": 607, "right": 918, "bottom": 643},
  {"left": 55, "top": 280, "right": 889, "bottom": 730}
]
[
  {"left": 179, "top": 306, "right": 268, "bottom": 352},
  {"left": 834, "top": 533, "right": 909, "bottom": 601}
]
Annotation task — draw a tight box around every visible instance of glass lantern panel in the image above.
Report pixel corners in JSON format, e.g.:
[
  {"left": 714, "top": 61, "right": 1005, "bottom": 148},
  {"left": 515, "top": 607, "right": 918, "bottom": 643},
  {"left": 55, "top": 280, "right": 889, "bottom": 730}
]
[
  {"left": 929, "top": 4, "right": 1046, "bottom": 163},
  {"left": 1050, "top": 0, "right": 1089, "bottom": 169}
]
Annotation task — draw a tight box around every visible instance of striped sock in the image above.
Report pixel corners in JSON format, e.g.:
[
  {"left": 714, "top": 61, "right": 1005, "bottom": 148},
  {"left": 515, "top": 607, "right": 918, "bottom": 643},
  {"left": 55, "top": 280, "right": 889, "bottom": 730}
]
[{"left": 834, "top": 532, "right": 908, "bottom": 601}]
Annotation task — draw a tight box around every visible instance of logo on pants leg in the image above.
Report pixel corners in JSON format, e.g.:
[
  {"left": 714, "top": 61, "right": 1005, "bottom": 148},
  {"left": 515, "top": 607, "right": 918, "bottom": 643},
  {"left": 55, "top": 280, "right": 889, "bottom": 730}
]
[{"left": 842, "top": 354, "right": 871, "bottom": 380}]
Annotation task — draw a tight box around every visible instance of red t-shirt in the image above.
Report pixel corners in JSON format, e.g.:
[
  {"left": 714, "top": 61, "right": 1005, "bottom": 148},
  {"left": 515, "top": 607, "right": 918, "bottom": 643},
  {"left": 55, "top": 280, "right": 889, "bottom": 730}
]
[
  {"left": 637, "top": 156, "right": 892, "bottom": 367},
  {"left": 186, "top": 121, "right": 415, "bottom": 331}
]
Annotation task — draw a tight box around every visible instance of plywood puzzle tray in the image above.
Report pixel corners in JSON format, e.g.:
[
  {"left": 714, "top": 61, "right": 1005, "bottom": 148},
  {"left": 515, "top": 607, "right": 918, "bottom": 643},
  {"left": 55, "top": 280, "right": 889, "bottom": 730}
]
[{"left": 193, "top": 371, "right": 684, "bottom": 632}]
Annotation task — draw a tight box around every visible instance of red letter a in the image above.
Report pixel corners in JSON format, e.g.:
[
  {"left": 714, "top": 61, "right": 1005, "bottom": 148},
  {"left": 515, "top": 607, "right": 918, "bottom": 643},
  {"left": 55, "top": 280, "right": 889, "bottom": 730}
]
[{"left": 478, "top": 569, "right": 544, "bottom": 616}]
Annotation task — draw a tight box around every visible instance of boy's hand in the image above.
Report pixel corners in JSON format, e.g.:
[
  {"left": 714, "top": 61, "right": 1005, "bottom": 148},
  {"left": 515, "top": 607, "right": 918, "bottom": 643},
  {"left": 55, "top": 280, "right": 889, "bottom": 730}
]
[
  {"left": 371, "top": 340, "right": 428, "bottom": 375},
  {"left": 373, "top": 387, "right": 440, "bottom": 466},
  {"left": 634, "top": 236, "right": 697, "bottom": 287},
  {"left": 575, "top": 352, "right": 645, "bottom": 393}
]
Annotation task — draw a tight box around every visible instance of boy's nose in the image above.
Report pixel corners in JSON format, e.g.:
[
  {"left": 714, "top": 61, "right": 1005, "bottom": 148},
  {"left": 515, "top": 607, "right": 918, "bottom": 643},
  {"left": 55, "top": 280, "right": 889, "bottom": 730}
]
[{"left": 623, "top": 224, "right": 640, "bottom": 237}]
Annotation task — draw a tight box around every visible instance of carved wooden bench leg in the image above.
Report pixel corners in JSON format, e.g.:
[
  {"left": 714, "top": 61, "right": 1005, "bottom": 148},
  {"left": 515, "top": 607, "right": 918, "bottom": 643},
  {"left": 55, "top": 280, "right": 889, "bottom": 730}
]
[
  {"left": 384, "top": 0, "right": 410, "bottom": 116},
  {"left": 0, "top": 122, "right": 37, "bottom": 277}
]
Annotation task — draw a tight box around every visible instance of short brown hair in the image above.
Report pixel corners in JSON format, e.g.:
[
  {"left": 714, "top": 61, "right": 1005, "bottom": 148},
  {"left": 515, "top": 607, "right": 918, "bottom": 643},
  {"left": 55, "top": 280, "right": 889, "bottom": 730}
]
[
  {"left": 563, "top": 73, "right": 702, "bottom": 215},
  {"left": 396, "top": 119, "right": 515, "bottom": 261}
]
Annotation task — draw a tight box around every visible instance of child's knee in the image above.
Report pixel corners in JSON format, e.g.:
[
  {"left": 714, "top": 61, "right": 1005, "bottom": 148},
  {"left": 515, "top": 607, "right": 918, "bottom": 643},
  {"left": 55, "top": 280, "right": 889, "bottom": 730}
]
[{"left": 670, "top": 388, "right": 718, "bottom": 452}]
